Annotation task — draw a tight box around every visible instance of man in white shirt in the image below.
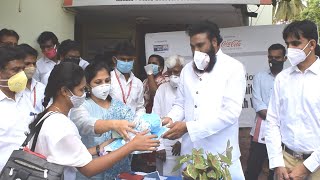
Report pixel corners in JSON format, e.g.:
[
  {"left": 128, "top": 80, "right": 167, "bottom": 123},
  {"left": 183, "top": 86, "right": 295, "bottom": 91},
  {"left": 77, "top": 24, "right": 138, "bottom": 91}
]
[
  {"left": 19, "top": 44, "right": 46, "bottom": 114},
  {"left": 0, "top": 46, "right": 34, "bottom": 171},
  {"left": 33, "top": 31, "right": 59, "bottom": 85},
  {"left": 245, "top": 43, "right": 286, "bottom": 180},
  {"left": 109, "top": 41, "right": 147, "bottom": 172},
  {"left": 162, "top": 21, "right": 246, "bottom": 179},
  {"left": 152, "top": 55, "right": 184, "bottom": 176},
  {"left": 265, "top": 20, "right": 320, "bottom": 180},
  {"left": 110, "top": 41, "right": 146, "bottom": 118},
  {"left": 58, "top": 39, "right": 89, "bottom": 70}
]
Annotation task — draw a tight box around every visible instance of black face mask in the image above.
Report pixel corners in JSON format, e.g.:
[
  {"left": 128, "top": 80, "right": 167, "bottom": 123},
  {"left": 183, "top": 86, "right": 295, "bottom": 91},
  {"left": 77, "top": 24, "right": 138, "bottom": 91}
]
[
  {"left": 269, "top": 59, "right": 284, "bottom": 72},
  {"left": 64, "top": 57, "right": 80, "bottom": 65}
]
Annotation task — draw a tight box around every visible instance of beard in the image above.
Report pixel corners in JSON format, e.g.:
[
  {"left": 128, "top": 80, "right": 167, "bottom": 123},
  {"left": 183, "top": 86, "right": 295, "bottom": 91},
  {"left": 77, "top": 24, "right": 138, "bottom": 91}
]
[{"left": 193, "top": 43, "right": 217, "bottom": 73}]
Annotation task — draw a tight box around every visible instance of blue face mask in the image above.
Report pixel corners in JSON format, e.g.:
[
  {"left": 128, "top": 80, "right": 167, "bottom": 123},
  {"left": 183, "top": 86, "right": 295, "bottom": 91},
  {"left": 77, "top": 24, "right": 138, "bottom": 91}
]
[
  {"left": 152, "top": 64, "right": 159, "bottom": 75},
  {"left": 116, "top": 60, "right": 134, "bottom": 73}
]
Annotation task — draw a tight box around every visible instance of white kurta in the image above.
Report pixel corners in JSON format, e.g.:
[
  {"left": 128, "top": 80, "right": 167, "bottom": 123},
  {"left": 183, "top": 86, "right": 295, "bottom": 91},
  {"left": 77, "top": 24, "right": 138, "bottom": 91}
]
[
  {"left": 152, "top": 82, "right": 180, "bottom": 176},
  {"left": 167, "top": 49, "right": 246, "bottom": 179}
]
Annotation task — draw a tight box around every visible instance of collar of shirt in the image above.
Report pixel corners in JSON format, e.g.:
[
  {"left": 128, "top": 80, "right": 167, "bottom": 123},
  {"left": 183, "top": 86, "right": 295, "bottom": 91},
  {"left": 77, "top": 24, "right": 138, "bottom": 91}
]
[
  {"left": 114, "top": 68, "right": 134, "bottom": 84},
  {"left": 290, "top": 57, "right": 320, "bottom": 75},
  {"left": 44, "top": 56, "right": 60, "bottom": 64},
  {"left": 30, "top": 78, "right": 38, "bottom": 92},
  {"left": 0, "top": 89, "right": 23, "bottom": 102},
  {"left": 216, "top": 48, "right": 223, "bottom": 57}
]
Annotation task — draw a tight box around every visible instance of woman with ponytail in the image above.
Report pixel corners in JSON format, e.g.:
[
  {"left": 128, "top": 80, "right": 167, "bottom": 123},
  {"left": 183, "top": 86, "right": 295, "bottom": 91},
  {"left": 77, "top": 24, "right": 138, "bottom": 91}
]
[{"left": 29, "top": 62, "right": 159, "bottom": 179}]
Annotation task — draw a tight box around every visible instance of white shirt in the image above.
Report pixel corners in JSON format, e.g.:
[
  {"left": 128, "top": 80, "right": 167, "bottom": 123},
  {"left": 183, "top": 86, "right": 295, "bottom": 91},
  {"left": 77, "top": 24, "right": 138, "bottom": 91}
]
[
  {"left": 153, "top": 82, "right": 180, "bottom": 149},
  {"left": 34, "top": 57, "right": 89, "bottom": 86},
  {"left": 167, "top": 49, "right": 246, "bottom": 162},
  {"left": 34, "top": 112, "right": 92, "bottom": 180},
  {"left": 23, "top": 78, "right": 46, "bottom": 114},
  {"left": 0, "top": 90, "right": 34, "bottom": 171},
  {"left": 249, "top": 70, "right": 275, "bottom": 144},
  {"left": 265, "top": 58, "right": 320, "bottom": 172},
  {"left": 110, "top": 69, "right": 146, "bottom": 118},
  {"left": 33, "top": 57, "right": 59, "bottom": 86}
]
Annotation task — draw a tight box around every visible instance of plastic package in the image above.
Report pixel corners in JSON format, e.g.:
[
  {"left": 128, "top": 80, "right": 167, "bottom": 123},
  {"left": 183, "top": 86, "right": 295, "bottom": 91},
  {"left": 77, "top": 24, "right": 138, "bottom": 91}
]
[{"left": 104, "top": 113, "right": 168, "bottom": 154}]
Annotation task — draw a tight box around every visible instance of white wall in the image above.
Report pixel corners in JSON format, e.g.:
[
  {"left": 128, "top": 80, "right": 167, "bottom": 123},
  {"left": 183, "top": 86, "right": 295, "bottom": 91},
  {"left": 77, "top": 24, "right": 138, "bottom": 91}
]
[
  {"left": 0, "top": 0, "right": 75, "bottom": 51},
  {"left": 248, "top": 5, "right": 273, "bottom": 26}
]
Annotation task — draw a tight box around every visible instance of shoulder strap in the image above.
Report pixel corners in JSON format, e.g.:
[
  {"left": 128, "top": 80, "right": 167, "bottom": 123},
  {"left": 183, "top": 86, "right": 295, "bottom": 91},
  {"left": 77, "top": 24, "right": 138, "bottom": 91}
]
[{"left": 21, "top": 112, "right": 55, "bottom": 151}]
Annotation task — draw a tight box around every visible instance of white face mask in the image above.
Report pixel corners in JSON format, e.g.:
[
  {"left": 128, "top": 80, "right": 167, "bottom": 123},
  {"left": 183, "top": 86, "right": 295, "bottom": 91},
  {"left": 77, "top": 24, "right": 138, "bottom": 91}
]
[
  {"left": 169, "top": 75, "right": 180, "bottom": 88},
  {"left": 193, "top": 51, "right": 210, "bottom": 70},
  {"left": 287, "top": 41, "right": 312, "bottom": 66},
  {"left": 68, "top": 89, "right": 86, "bottom": 108},
  {"left": 91, "top": 83, "right": 111, "bottom": 100}
]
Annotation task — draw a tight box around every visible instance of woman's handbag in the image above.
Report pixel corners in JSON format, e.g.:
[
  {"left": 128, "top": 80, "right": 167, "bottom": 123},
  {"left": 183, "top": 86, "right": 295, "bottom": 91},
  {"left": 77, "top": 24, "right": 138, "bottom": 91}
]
[{"left": 0, "top": 112, "right": 65, "bottom": 180}]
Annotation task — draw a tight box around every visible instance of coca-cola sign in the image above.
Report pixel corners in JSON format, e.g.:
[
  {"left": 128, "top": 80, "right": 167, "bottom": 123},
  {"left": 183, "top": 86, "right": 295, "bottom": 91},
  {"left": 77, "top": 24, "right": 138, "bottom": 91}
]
[{"left": 221, "top": 40, "right": 242, "bottom": 48}]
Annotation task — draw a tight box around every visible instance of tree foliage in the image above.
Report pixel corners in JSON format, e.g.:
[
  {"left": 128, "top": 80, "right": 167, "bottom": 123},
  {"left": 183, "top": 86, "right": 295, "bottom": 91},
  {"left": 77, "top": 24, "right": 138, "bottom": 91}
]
[
  {"left": 272, "top": 0, "right": 305, "bottom": 23},
  {"left": 296, "top": 0, "right": 320, "bottom": 29}
]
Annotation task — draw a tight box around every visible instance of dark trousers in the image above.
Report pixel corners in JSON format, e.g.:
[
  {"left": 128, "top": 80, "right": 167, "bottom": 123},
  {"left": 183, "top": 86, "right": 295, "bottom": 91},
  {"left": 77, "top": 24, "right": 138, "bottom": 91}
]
[{"left": 245, "top": 137, "right": 274, "bottom": 180}]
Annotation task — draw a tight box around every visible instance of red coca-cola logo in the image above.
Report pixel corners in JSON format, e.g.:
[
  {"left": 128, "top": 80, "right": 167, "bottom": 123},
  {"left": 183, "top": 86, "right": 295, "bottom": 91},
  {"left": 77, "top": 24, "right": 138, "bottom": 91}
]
[{"left": 221, "top": 40, "right": 242, "bottom": 48}]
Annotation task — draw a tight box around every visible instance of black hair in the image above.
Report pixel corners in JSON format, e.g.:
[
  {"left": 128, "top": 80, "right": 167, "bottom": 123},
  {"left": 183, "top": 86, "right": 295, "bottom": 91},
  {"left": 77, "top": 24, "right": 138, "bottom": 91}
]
[
  {"left": 113, "top": 41, "right": 136, "bottom": 56},
  {"left": 148, "top": 54, "right": 165, "bottom": 68},
  {"left": 0, "top": 28, "right": 19, "bottom": 41},
  {"left": 186, "top": 21, "right": 223, "bottom": 45},
  {"left": 29, "top": 62, "right": 84, "bottom": 131},
  {"left": 84, "top": 60, "right": 112, "bottom": 101},
  {"left": 0, "top": 46, "right": 25, "bottom": 70},
  {"left": 283, "top": 20, "right": 320, "bottom": 56},
  {"left": 18, "top": 44, "right": 38, "bottom": 58},
  {"left": 37, "top": 31, "right": 59, "bottom": 45},
  {"left": 268, "top": 43, "right": 286, "bottom": 57},
  {"left": 58, "top": 39, "right": 81, "bottom": 57}
]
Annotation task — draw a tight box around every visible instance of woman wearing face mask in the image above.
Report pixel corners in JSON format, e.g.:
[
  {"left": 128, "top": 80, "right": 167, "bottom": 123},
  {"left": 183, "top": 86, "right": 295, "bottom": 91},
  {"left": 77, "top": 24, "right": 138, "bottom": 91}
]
[
  {"left": 30, "top": 62, "right": 160, "bottom": 180},
  {"left": 143, "top": 54, "right": 167, "bottom": 113},
  {"left": 152, "top": 55, "right": 184, "bottom": 176},
  {"left": 70, "top": 60, "right": 139, "bottom": 180}
]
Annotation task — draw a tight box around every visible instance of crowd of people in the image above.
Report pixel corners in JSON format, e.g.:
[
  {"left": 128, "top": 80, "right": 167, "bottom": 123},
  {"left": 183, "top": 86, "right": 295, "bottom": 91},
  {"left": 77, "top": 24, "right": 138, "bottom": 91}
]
[{"left": 0, "top": 19, "right": 319, "bottom": 180}]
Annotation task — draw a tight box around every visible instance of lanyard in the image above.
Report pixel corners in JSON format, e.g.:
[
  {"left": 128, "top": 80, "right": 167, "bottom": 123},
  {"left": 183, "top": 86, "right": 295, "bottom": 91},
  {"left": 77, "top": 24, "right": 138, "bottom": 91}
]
[
  {"left": 33, "top": 87, "right": 36, "bottom": 108},
  {"left": 115, "top": 71, "right": 132, "bottom": 104}
]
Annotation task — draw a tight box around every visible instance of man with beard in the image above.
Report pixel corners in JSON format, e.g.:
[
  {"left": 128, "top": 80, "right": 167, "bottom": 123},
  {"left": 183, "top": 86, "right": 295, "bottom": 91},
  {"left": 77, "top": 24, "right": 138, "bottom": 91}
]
[
  {"left": 162, "top": 21, "right": 246, "bottom": 179},
  {"left": 245, "top": 43, "right": 286, "bottom": 180}
]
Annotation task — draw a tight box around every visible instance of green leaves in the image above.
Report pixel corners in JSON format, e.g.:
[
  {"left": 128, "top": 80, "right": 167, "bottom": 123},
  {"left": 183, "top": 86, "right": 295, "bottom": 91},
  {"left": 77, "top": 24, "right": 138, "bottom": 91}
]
[
  {"left": 186, "top": 164, "right": 198, "bottom": 179},
  {"left": 194, "top": 155, "right": 208, "bottom": 170},
  {"left": 175, "top": 141, "right": 233, "bottom": 180}
]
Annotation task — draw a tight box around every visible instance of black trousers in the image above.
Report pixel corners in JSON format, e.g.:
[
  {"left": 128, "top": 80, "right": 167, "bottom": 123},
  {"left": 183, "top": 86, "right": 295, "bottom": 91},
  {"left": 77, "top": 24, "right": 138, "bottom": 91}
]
[{"left": 245, "top": 137, "right": 274, "bottom": 180}]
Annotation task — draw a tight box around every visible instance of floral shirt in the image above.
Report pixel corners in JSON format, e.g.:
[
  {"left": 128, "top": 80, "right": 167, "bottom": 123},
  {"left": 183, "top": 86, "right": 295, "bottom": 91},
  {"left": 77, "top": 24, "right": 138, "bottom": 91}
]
[{"left": 71, "top": 98, "right": 134, "bottom": 180}]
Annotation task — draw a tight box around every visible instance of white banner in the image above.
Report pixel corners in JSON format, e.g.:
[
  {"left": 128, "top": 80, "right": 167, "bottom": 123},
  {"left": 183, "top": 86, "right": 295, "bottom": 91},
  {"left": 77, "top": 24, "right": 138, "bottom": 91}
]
[{"left": 145, "top": 24, "right": 288, "bottom": 127}]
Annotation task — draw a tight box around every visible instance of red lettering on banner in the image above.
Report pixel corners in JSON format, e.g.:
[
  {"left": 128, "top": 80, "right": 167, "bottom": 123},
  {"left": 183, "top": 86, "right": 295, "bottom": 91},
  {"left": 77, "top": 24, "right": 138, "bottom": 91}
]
[{"left": 221, "top": 40, "right": 242, "bottom": 48}]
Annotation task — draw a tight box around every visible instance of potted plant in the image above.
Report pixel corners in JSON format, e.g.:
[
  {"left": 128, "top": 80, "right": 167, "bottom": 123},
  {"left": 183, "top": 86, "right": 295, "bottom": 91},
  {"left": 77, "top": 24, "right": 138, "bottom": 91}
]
[{"left": 172, "top": 140, "right": 233, "bottom": 180}]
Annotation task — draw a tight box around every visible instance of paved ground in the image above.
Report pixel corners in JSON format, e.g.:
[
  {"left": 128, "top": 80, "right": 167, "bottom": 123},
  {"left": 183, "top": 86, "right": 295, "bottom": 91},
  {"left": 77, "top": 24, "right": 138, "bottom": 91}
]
[{"left": 239, "top": 127, "right": 270, "bottom": 180}]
